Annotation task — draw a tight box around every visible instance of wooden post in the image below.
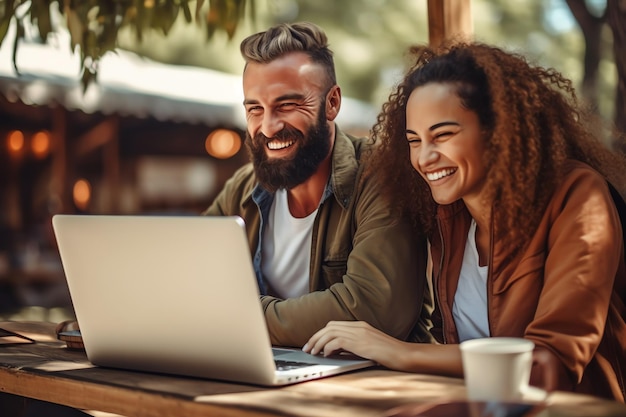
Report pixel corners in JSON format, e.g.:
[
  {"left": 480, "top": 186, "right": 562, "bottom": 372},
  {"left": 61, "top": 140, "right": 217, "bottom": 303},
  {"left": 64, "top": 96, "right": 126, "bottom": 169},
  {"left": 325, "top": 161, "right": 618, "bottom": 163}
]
[
  {"left": 427, "top": 0, "right": 473, "bottom": 47},
  {"left": 50, "top": 107, "right": 70, "bottom": 213},
  {"left": 73, "top": 116, "right": 120, "bottom": 213},
  {"left": 102, "top": 116, "right": 120, "bottom": 213}
]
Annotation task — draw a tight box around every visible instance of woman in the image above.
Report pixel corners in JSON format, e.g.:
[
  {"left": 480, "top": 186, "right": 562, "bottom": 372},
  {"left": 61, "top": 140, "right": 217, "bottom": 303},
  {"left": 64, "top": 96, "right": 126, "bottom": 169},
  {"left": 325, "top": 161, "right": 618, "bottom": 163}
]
[{"left": 302, "top": 42, "right": 626, "bottom": 401}]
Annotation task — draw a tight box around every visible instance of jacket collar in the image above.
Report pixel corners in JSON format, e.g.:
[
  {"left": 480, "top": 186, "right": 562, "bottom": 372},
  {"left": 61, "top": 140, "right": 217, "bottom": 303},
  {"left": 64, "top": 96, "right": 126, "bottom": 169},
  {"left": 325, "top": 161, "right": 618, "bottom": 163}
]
[
  {"left": 329, "top": 127, "right": 359, "bottom": 209},
  {"left": 435, "top": 198, "right": 518, "bottom": 285}
]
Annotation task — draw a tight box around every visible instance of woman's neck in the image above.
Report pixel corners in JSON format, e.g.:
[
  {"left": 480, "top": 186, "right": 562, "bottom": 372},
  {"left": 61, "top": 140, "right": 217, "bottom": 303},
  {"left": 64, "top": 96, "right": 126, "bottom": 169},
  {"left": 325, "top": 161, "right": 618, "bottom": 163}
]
[{"left": 464, "top": 198, "right": 492, "bottom": 267}]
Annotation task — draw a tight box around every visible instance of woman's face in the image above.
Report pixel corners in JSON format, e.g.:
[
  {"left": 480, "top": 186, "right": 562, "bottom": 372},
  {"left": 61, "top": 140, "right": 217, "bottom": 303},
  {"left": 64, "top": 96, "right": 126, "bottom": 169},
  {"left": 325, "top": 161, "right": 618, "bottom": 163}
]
[{"left": 405, "top": 82, "right": 488, "bottom": 206}]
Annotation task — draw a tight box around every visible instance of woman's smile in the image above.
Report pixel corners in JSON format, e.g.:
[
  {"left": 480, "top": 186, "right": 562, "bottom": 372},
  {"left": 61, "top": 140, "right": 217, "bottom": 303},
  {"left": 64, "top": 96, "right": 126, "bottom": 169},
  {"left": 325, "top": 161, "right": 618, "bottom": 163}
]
[{"left": 425, "top": 167, "right": 458, "bottom": 182}]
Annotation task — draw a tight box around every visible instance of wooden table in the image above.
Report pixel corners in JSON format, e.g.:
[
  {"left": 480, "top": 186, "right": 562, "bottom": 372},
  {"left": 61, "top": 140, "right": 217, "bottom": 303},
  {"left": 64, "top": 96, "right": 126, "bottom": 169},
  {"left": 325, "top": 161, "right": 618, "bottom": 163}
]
[{"left": 1, "top": 321, "right": 625, "bottom": 417}]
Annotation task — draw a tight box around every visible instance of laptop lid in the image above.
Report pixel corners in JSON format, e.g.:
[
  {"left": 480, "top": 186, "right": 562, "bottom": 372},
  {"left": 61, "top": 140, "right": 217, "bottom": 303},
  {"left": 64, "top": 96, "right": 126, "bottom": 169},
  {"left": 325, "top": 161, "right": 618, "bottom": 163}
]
[{"left": 52, "top": 214, "right": 374, "bottom": 386}]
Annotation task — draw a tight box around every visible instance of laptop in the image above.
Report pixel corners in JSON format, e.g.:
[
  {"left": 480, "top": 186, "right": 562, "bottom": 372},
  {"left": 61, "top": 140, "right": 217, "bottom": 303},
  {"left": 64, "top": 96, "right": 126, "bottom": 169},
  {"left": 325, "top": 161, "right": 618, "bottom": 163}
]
[{"left": 51, "top": 214, "right": 375, "bottom": 386}]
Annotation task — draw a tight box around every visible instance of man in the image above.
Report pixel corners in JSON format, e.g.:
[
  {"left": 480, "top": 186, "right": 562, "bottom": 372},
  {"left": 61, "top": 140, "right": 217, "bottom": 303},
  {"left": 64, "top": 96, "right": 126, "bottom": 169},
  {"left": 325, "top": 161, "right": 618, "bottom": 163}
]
[{"left": 204, "top": 22, "right": 429, "bottom": 347}]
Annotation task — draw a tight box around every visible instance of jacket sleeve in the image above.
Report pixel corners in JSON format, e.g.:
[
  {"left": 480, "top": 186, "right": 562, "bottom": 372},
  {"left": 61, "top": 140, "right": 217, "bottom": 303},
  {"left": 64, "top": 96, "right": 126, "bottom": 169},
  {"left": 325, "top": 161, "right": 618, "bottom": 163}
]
[
  {"left": 260, "top": 172, "right": 429, "bottom": 347},
  {"left": 202, "top": 164, "right": 255, "bottom": 216},
  {"left": 524, "top": 167, "right": 623, "bottom": 384}
]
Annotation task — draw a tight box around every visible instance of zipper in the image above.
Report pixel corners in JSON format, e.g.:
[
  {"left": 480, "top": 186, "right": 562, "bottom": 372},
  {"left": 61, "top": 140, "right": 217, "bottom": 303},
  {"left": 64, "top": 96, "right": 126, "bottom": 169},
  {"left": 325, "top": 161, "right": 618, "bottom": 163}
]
[
  {"left": 486, "top": 210, "right": 495, "bottom": 336},
  {"left": 607, "top": 313, "right": 626, "bottom": 400},
  {"left": 435, "top": 216, "right": 448, "bottom": 344}
]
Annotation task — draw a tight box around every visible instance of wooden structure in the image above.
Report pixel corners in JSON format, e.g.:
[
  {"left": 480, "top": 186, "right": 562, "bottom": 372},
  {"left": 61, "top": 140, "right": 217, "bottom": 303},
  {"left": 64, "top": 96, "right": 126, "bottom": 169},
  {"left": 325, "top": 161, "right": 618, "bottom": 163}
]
[
  {"left": 2, "top": 1, "right": 474, "bottom": 218},
  {"left": 0, "top": 3, "right": 474, "bottom": 314},
  {"left": 1, "top": 321, "right": 625, "bottom": 417},
  {"left": 428, "top": 0, "right": 474, "bottom": 46}
]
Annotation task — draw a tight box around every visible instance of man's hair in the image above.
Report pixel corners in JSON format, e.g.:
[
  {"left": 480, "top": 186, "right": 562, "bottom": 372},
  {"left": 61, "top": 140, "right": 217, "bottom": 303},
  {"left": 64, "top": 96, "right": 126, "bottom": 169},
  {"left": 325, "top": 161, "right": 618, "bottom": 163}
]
[{"left": 240, "top": 22, "right": 337, "bottom": 88}]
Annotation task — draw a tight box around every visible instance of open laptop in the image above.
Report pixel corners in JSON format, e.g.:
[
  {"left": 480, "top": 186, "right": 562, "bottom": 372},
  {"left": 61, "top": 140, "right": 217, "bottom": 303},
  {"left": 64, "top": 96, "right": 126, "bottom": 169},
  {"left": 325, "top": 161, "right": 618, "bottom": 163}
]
[{"left": 51, "top": 214, "right": 375, "bottom": 386}]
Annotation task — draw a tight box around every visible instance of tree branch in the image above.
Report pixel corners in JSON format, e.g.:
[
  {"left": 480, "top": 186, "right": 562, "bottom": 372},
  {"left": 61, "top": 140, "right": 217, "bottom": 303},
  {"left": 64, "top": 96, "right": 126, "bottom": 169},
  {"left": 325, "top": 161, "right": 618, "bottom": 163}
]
[
  {"left": 0, "top": 0, "right": 254, "bottom": 92},
  {"left": 564, "top": 0, "right": 605, "bottom": 110}
]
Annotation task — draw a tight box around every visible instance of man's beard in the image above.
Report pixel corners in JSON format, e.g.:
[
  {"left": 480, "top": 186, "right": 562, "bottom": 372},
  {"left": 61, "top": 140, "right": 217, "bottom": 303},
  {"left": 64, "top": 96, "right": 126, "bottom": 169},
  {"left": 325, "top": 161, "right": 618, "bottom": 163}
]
[{"left": 245, "top": 105, "right": 332, "bottom": 192}]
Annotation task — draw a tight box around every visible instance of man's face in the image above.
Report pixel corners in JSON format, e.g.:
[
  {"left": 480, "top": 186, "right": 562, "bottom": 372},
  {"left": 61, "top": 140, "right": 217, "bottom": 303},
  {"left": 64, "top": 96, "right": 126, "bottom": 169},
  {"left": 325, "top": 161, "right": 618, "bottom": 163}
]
[
  {"left": 242, "top": 52, "right": 335, "bottom": 191},
  {"left": 245, "top": 101, "right": 331, "bottom": 191}
]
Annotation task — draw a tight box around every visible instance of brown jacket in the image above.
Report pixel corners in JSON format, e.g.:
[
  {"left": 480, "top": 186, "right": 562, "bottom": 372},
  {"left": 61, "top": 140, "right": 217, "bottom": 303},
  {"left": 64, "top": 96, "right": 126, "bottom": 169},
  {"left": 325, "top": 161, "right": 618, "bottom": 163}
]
[{"left": 429, "top": 160, "right": 626, "bottom": 401}]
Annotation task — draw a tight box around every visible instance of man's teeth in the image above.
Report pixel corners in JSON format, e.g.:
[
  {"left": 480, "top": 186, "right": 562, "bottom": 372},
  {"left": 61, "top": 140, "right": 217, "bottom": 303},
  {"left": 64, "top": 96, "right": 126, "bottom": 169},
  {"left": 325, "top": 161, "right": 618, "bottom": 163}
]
[
  {"left": 426, "top": 168, "right": 456, "bottom": 181},
  {"left": 267, "top": 140, "right": 294, "bottom": 150}
]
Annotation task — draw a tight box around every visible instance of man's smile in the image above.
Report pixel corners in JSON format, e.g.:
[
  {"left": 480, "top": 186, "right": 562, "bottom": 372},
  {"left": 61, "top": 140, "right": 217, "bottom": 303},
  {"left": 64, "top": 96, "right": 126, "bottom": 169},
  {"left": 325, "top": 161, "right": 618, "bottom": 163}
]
[{"left": 267, "top": 139, "right": 295, "bottom": 150}]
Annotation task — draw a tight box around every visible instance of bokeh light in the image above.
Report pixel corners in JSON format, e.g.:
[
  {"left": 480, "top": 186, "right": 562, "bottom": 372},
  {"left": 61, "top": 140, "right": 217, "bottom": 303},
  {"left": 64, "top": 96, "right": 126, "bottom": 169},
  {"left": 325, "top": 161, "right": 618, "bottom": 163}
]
[
  {"left": 73, "top": 179, "right": 92, "bottom": 211},
  {"left": 31, "top": 130, "right": 51, "bottom": 159},
  {"left": 204, "top": 129, "right": 241, "bottom": 159},
  {"left": 7, "top": 130, "right": 24, "bottom": 154}
]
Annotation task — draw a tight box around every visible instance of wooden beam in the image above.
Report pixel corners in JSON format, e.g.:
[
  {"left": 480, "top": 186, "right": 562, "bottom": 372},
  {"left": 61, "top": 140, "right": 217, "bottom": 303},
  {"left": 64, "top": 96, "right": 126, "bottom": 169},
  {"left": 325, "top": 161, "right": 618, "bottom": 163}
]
[
  {"left": 71, "top": 116, "right": 120, "bottom": 213},
  {"left": 428, "top": 0, "right": 473, "bottom": 47},
  {"left": 50, "top": 107, "right": 70, "bottom": 213},
  {"left": 73, "top": 117, "right": 118, "bottom": 158},
  {"left": 102, "top": 117, "right": 120, "bottom": 213}
]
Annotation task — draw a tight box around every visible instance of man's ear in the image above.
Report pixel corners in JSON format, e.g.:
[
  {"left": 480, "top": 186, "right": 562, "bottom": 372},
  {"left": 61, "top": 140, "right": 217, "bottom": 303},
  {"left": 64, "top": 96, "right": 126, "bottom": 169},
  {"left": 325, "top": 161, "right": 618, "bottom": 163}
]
[{"left": 325, "top": 85, "right": 341, "bottom": 121}]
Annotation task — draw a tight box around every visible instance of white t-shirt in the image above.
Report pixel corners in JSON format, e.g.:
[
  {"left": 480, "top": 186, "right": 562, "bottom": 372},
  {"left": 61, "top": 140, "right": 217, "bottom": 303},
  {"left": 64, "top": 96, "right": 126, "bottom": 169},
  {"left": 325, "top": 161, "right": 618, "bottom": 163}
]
[
  {"left": 452, "top": 218, "right": 490, "bottom": 342},
  {"left": 262, "top": 189, "right": 318, "bottom": 299}
]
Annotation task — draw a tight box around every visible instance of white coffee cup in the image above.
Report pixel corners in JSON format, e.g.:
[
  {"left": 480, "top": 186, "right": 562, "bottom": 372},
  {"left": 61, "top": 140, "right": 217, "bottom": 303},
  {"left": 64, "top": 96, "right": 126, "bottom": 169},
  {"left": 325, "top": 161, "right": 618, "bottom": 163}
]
[{"left": 460, "top": 337, "right": 534, "bottom": 402}]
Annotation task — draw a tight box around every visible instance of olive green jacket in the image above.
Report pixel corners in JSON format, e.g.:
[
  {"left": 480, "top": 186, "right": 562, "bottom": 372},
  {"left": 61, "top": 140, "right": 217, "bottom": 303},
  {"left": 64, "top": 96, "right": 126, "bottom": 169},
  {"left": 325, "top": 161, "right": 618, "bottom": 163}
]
[{"left": 203, "top": 128, "right": 429, "bottom": 347}]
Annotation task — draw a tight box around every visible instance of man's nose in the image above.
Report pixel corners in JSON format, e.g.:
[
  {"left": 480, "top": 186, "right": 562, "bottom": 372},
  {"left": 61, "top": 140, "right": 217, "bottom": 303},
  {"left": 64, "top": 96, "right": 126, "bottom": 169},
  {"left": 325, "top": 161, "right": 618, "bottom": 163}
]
[{"left": 259, "top": 112, "right": 285, "bottom": 138}]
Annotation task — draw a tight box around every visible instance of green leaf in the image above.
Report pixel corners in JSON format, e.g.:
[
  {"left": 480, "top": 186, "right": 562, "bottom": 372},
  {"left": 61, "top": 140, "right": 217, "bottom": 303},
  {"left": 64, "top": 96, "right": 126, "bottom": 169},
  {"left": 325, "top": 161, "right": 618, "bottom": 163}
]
[
  {"left": 204, "top": 0, "right": 248, "bottom": 40},
  {"left": 12, "top": 15, "right": 23, "bottom": 75},
  {"left": 34, "top": 0, "right": 52, "bottom": 42},
  {"left": 1, "top": 0, "right": 16, "bottom": 21},
  {"left": 81, "top": 66, "right": 97, "bottom": 93},
  {"left": 195, "top": 0, "right": 204, "bottom": 21},
  {"left": 0, "top": 0, "right": 15, "bottom": 47},
  {"left": 181, "top": 0, "right": 191, "bottom": 23},
  {"left": 66, "top": 8, "right": 84, "bottom": 51},
  {"left": 0, "top": 16, "right": 12, "bottom": 47},
  {"left": 1, "top": 0, "right": 254, "bottom": 94},
  {"left": 152, "top": 3, "right": 178, "bottom": 35}
]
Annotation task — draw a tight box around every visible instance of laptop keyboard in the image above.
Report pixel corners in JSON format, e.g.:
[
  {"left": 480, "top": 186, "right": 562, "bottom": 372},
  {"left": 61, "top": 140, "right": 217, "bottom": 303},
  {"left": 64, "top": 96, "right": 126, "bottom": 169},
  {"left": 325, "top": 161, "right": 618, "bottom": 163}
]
[{"left": 275, "top": 359, "right": 313, "bottom": 371}]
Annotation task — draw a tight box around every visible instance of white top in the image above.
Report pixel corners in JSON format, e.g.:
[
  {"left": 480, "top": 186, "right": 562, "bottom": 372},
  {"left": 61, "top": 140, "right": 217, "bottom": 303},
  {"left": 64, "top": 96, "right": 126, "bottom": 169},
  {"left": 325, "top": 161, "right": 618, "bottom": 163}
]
[
  {"left": 262, "top": 189, "right": 318, "bottom": 299},
  {"left": 452, "top": 219, "right": 490, "bottom": 342}
]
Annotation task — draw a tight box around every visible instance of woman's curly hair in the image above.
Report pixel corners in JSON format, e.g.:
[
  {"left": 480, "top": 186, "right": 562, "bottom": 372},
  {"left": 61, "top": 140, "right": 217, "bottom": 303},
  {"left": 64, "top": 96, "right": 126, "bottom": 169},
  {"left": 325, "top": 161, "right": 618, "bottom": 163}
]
[{"left": 366, "top": 41, "right": 626, "bottom": 251}]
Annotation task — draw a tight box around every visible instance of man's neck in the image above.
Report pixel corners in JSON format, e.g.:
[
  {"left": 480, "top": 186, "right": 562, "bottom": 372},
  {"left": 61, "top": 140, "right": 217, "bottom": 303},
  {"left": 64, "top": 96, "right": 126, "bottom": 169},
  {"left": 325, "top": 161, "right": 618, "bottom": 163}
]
[{"left": 286, "top": 156, "right": 332, "bottom": 218}]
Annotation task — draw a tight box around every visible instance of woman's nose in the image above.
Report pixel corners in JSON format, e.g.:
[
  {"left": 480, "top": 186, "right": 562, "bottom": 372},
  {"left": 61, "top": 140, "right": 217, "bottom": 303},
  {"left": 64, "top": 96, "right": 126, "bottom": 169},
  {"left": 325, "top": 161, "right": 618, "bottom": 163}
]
[{"left": 418, "top": 142, "right": 438, "bottom": 168}]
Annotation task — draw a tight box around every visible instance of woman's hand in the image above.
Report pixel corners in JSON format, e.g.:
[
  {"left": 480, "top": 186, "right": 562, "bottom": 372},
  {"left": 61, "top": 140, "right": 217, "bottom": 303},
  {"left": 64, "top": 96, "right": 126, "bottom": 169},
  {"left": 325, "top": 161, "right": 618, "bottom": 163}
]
[{"left": 302, "top": 321, "right": 410, "bottom": 370}]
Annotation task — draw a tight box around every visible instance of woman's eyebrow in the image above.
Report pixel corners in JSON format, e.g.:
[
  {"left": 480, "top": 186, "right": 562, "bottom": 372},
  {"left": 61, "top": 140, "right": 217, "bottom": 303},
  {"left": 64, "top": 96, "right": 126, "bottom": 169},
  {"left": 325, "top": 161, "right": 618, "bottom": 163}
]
[
  {"left": 430, "top": 121, "right": 460, "bottom": 130},
  {"left": 406, "top": 121, "right": 460, "bottom": 135}
]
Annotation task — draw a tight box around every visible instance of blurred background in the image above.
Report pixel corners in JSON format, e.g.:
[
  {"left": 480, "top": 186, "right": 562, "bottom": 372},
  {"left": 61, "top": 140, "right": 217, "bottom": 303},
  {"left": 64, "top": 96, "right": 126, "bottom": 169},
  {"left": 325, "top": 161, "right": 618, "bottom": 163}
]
[{"left": 0, "top": 0, "right": 623, "bottom": 322}]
